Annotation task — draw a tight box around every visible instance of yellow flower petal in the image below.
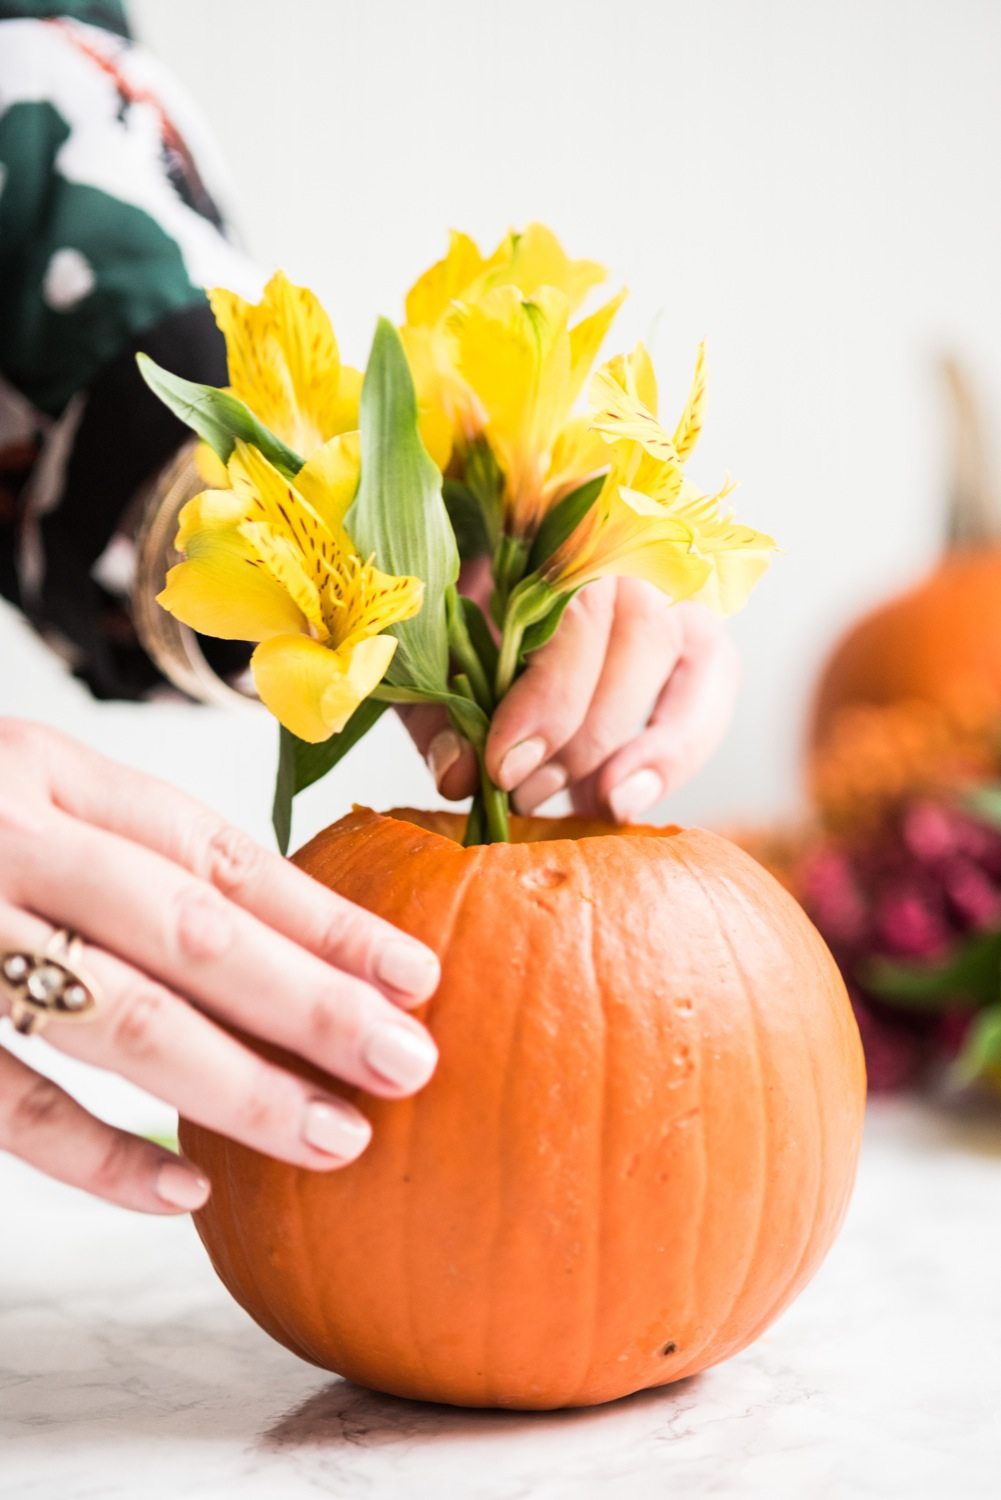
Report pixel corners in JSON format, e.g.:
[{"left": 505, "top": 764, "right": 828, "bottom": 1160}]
[
  {"left": 228, "top": 440, "right": 335, "bottom": 556},
  {"left": 454, "top": 285, "right": 571, "bottom": 519},
  {"left": 496, "top": 222, "right": 607, "bottom": 313},
  {"left": 238, "top": 521, "right": 326, "bottom": 638},
  {"left": 543, "top": 417, "right": 610, "bottom": 504},
  {"left": 589, "top": 351, "right": 682, "bottom": 463},
  {"left": 194, "top": 441, "right": 230, "bottom": 487},
  {"left": 158, "top": 527, "right": 307, "bottom": 642},
  {"left": 328, "top": 363, "right": 363, "bottom": 438},
  {"left": 672, "top": 341, "right": 707, "bottom": 462},
  {"left": 551, "top": 486, "right": 706, "bottom": 601},
  {"left": 251, "top": 633, "right": 397, "bottom": 742},
  {"left": 404, "top": 230, "right": 490, "bottom": 327},
  {"left": 209, "top": 271, "right": 357, "bottom": 456},
  {"left": 174, "top": 487, "right": 246, "bottom": 552},
  {"left": 294, "top": 431, "right": 361, "bottom": 539},
  {"left": 567, "top": 288, "right": 627, "bottom": 407}
]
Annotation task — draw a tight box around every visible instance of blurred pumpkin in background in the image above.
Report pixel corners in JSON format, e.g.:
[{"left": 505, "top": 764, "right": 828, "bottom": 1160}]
[
  {"left": 734, "top": 362, "right": 1001, "bottom": 1094},
  {"left": 810, "top": 360, "right": 1001, "bottom": 786}
]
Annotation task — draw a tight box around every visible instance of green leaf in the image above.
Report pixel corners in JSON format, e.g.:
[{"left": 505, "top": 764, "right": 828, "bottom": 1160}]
[
  {"left": 348, "top": 319, "right": 459, "bottom": 692},
  {"left": 459, "top": 594, "right": 499, "bottom": 680},
  {"left": 952, "top": 1004, "right": 1001, "bottom": 1086},
  {"left": 463, "top": 438, "right": 504, "bottom": 546},
  {"left": 273, "top": 725, "right": 297, "bottom": 855},
  {"left": 377, "top": 681, "right": 489, "bottom": 748},
  {"left": 521, "top": 589, "right": 576, "bottom": 658},
  {"left": 443, "top": 480, "right": 492, "bottom": 560},
  {"left": 136, "top": 354, "right": 304, "bottom": 478},
  {"left": 271, "top": 700, "right": 389, "bottom": 853},
  {"left": 527, "top": 474, "right": 606, "bottom": 572},
  {"left": 866, "top": 929, "right": 1001, "bottom": 1010}
]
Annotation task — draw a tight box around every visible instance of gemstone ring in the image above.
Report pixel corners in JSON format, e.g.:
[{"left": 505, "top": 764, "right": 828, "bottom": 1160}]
[{"left": 0, "top": 929, "right": 100, "bottom": 1035}]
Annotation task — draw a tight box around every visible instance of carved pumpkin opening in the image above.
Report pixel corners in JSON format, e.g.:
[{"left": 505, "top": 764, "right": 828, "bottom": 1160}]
[{"left": 382, "top": 806, "right": 682, "bottom": 846}]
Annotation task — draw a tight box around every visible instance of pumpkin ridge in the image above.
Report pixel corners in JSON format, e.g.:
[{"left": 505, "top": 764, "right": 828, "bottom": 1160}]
[
  {"left": 667, "top": 841, "right": 771, "bottom": 1378},
  {"left": 702, "top": 864, "right": 847, "bottom": 1364},
  {"left": 408, "top": 841, "right": 486, "bottom": 1391},
  {"left": 479, "top": 855, "right": 537, "bottom": 1404},
  {"left": 568, "top": 841, "right": 608, "bottom": 1405}
]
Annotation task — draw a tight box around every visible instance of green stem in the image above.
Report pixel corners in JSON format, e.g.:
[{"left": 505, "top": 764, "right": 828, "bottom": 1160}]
[
  {"left": 491, "top": 532, "right": 530, "bottom": 622},
  {"left": 495, "top": 617, "right": 526, "bottom": 699},
  {"left": 450, "top": 671, "right": 510, "bottom": 845},
  {"left": 447, "top": 601, "right": 494, "bottom": 714},
  {"left": 477, "top": 761, "right": 511, "bottom": 844},
  {"left": 463, "top": 795, "right": 486, "bottom": 847}
]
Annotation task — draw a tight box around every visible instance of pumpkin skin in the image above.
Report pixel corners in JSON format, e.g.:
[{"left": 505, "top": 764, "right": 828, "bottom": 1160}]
[
  {"left": 180, "top": 808, "right": 865, "bottom": 1410},
  {"left": 810, "top": 547, "right": 1001, "bottom": 752}
]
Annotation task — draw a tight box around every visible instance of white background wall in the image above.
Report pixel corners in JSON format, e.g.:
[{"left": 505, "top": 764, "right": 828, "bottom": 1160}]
[{"left": 6, "top": 0, "right": 1001, "bottom": 846}]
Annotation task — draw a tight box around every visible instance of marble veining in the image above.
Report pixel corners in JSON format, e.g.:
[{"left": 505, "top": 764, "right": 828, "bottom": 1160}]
[{"left": 2, "top": 1097, "right": 999, "bottom": 1499}]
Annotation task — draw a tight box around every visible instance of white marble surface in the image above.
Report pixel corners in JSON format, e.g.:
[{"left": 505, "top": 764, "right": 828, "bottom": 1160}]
[{"left": 1, "top": 1096, "right": 999, "bottom": 1500}]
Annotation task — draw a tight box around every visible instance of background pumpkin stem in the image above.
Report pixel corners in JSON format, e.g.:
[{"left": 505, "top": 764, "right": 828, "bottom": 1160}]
[{"left": 943, "top": 355, "right": 1001, "bottom": 550}]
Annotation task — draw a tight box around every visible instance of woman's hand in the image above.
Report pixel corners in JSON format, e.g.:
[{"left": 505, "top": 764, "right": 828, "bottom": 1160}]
[
  {"left": 0, "top": 721, "right": 440, "bottom": 1215},
  {"left": 406, "top": 577, "right": 739, "bottom": 821}
]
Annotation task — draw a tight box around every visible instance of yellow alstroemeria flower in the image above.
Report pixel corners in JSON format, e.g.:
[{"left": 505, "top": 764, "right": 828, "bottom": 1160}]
[
  {"left": 208, "top": 269, "right": 362, "bottom": 460},
  {"left": 450, "top": 281, "right": 625, "bottom": 535},
  {"left": 545, "top": 345, "right": 776, "bottom": 612},
  {"left": 158, "top": 438, "right": 423, "bottom": 742},
  {"left": 401, "top": 224, "right": 624, "bottom": 509}
]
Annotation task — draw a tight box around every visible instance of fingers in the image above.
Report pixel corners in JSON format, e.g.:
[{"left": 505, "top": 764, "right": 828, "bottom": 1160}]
[
  {"left": 514, "top": 580, "right": 684, "bottom": 813},
  {"left": 398, "top": 703, "right": 479, "bottom": 801},
  {"left": 8, "top": 814, "right": 439, "bottom": 1102},
  {"left": 485, "top": 578, "right": 617, "bottom": 803},
  {"left": 0, "top": 904, "right": 375, "bottom": 1171},
  {"left": 34, "top": 725, "right": 439, "bottom": 1008},
  {"left": 0, "top": 1045, "right": 210, "bottom": 1214},
  {"left": 577, "top": 605, "right": 740, "bottom": 822}
]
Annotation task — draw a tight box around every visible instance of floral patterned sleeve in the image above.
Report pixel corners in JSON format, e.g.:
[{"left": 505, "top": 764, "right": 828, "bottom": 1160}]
[{"left": 0, "top": 0, "right": 259, "bottom": 697}]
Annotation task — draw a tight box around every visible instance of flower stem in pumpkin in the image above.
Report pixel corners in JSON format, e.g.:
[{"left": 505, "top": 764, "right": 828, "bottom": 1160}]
[{"left": 452, "top": 671, "right": 510, "bottom": 845}]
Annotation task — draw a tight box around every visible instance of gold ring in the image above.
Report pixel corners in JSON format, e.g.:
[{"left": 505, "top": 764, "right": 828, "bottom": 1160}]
[{"left": 1, "top": 929, "right": 101, "bottom": 1036}]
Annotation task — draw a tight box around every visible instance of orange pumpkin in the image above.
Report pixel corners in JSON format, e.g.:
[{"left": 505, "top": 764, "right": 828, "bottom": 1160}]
[
  {"left": 180, "top": 808, "right": 865, "bottom": 1410},
  {"left": 810, "top": 546, "right": 1001, "bottom": 753}
]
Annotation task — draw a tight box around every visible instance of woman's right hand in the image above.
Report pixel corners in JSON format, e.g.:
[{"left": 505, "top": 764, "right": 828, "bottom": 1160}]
[{"left": 0, "top": 720, "right": 440, "bottom": 1215}]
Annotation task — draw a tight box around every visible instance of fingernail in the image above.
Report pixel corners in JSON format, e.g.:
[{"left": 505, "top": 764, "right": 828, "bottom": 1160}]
[
  {"left": 428, "top": 730, "right": 462, "bottom": 789},
  {"left": 514, "top": 762, "right": 568, "bottom": 814},
  {"left": 376, "top": 940, "right": 440, "bottom": 1002},
  {"left": 498, "top": 736, "right": 547, "bottom": 791},
  {"left": 363, "top": 1023, "right": 438, "bottom": 1091},
  {"left": 302, "top": 1100, "right": 372, "bottom": 1160},
  {"left": 608, "top": 769, "right": 663, "bottom": 823},
  {"left": 156, "top": 1161, "right": 210, "bottom": 1211}
]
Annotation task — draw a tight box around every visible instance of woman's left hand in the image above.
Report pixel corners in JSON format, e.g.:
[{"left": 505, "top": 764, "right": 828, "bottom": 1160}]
[{"left": 404, "top": 577, "right": 740, "bottom": 823}]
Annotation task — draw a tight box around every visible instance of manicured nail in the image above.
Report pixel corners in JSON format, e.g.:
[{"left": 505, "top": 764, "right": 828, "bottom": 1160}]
[
  {"left": 302, "top": 1100, "right": 372, "bottom": 1160},
  {"left": 497, "top": 736, "right": 547, "bottom": 791},
  {"left": 428, "top": 729, "right": 463, "bottom": 789},
  {"left": 514, "top": 762, "right": 568, "bottom": 814},
  {"left": 608, "top": 769, "right": 663, "bottom": 823},
  {"left": 363, "top": 1023, "right": 438, "bottom": 1091},
  {"left": 156, "top": 1161, "right": 210, "bottom": 1211},
  {"left": 376, "top": 940, "right": 440, "bottom": 1002}
]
